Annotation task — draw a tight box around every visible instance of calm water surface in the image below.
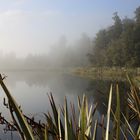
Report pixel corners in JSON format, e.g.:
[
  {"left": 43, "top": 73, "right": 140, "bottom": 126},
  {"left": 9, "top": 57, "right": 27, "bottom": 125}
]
[{"left": 0, "top": 71, "right": 130, "bottom": 139}]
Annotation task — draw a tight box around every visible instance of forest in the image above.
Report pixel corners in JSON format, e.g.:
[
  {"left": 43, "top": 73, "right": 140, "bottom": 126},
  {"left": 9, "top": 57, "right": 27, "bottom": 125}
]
[{"left": 88, "top": 6, "right": 140, "bottom": 67}]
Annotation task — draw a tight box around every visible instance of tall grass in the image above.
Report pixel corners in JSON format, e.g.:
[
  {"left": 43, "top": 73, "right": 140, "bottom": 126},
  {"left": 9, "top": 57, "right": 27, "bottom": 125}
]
[{"left": 0, "top": 74, "right": 139, "bottom": 140}]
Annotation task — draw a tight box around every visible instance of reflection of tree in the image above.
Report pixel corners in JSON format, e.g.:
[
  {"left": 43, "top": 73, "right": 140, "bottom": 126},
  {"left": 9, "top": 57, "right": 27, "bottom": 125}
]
[
  {"left": 4, "top": 71, "right": 130, "bottom": 118},
  {"left": 86, "top": 79, "right": 130, "bottom": 116},
  {"left": 4, "top": 71, "right": 90, "bottom": 94}
]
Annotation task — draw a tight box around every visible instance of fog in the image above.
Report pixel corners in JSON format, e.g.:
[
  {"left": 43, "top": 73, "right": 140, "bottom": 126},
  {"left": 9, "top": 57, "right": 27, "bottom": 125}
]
[
  {"left": 0, "top": 5, "right": 105, "bottom": 57},
  {"left": 0, "top": 0, "right": 139, "bottom": 69},
  {"left": 0, "top": 34, "right": 92, "bottom": 70}
]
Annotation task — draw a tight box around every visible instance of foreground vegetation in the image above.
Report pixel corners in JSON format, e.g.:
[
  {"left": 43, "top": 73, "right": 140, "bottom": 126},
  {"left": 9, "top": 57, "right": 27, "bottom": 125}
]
[{"left": 0, "top": 74, "right": 139, "bottom": 140}]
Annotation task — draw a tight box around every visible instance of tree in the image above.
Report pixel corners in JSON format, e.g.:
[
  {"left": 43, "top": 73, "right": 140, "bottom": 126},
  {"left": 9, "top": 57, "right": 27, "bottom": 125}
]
[
  {"left": 88, "top": 6, "right": 140, "bottom": 67},
  {"left": 107, "top": 12, "right": 122, "bottom": 41},
  {"left": 135, "top": 6, "right": 140, "bottom": 24}
]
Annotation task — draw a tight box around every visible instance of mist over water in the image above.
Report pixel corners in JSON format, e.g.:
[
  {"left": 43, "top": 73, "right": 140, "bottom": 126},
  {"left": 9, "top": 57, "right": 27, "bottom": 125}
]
[{"left": 0, "top": 34, "right": 92, "bottom": 70}]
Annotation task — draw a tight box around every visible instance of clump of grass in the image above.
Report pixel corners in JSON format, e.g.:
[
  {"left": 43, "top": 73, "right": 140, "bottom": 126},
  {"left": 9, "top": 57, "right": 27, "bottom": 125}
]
[{"left": 0, "top": 74, "right": 139, "bottom": 140}]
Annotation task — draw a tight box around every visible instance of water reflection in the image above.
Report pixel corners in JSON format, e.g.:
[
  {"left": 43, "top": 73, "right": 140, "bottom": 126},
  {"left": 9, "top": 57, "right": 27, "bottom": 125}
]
[
  {"left": 86, "top": 79, "right": 129, "bottom": 115},
  {"left": 0, "top": 71, "right": 130, "bottom": 139},
  {"left": 1, "top": 71, "right": 130, "bottom": 115}
]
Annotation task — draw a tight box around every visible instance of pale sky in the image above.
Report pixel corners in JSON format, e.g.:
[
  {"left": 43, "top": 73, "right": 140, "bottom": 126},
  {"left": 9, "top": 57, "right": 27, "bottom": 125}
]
[{"left": 0, "top": 0, "right": 140, "bottom": 57}]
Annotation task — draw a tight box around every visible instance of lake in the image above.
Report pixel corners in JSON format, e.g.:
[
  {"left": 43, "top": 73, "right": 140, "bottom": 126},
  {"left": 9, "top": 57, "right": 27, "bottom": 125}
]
[{"left": 0, "top": 71, "right": 134, "bottom": 139}]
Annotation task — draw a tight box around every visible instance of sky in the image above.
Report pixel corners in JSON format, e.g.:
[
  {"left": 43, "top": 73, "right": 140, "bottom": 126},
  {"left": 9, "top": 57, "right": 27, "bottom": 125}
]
[{"left": 0, "top": 0, "right": 140, "bottom": 57}]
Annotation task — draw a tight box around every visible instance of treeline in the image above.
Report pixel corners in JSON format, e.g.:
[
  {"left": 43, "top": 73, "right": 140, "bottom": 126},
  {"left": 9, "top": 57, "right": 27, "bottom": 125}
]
[{"left": 88, "top": 6, "right": 140, "bottom": 67}]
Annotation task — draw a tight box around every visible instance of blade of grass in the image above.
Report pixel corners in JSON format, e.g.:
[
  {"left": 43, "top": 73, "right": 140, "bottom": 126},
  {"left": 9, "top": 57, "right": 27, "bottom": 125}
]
[
  {"left": 101, "top": 115, "right": 105, "bottom": 140},
  {"left": 0, "top": 74, "right": 34, "bottom": 140},
  {"left": 137, "top": 125, "right": 140, "bottom": 140},
  {"left": 79, "top": 95, "right": 87, "bottom": 140},
  {"left": 9, "top": 101, "right": 25, "bottom": 140},
  {"left": 64, "top": 97, "right": 75, "bottom": 140},
  {"left": 44, "top": 125, "right": 48, "bottom": 140},
  {"left": 85, "top": 105, "right": 93, "bottom": 137},
  {"left": 58, "top": 108, "right": 62, "bottom": 140},
  {"left": 48, "top": 93, "right": 64, "bottom": 138},
  {"left": 122, "top": 113, "right": 135, "bottom": 139},
  {"left": 92, "top": 120, "right": 98, "bottom": 140},
  {"left": 115, "top": 84, "right": 120, "bottom": 140},
  {"left": 105, "top": 84, "right": 112, "bottom": 140},
  {"left": 127, "top": 75, "right": 140, "bottom": 116}
]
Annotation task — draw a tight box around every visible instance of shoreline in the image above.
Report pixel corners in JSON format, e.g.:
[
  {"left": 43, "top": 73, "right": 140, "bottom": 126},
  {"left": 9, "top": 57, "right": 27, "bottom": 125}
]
[{"left": 72, "top": 67, "right": 140, "bottom": 81}]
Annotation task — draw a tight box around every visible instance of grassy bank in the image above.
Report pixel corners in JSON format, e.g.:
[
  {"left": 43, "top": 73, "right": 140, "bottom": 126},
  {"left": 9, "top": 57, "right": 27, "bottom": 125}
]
[{"left": 73, "top": 67, "right": 140, "bottom": 80}]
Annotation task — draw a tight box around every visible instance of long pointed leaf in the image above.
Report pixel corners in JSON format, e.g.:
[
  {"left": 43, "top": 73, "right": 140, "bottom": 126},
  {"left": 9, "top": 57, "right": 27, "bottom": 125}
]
[
  {"left": 105, "top": 84, "right": 112, "bottom": 140},
  {"left": 115, "top": 84, "right": 120, "bottom": 140},
  {"left": 0, "top": 74, "right": 34, "bottom": 140}
]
